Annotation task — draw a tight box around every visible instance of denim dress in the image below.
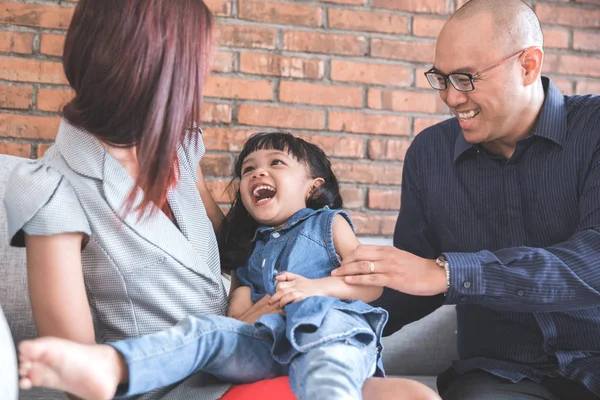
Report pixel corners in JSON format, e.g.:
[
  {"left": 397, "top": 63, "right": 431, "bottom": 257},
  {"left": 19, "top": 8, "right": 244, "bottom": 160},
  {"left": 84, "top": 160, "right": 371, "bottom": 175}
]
[{"left": 236, "top": 207, "right": 388, "bottom": 374}]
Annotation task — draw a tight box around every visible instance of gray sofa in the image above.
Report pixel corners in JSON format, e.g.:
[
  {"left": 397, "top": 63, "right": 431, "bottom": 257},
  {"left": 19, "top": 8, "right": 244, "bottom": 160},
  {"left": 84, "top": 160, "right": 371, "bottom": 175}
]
[{"left": 0, "top": 153, "right": 458, "bottom": 399}]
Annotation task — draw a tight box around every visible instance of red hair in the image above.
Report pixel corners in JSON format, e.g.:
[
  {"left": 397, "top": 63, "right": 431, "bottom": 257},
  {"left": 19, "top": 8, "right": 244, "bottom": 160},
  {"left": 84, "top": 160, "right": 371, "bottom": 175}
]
[{"left": 62, "top": 0, "right": 213, "bottom": 214}]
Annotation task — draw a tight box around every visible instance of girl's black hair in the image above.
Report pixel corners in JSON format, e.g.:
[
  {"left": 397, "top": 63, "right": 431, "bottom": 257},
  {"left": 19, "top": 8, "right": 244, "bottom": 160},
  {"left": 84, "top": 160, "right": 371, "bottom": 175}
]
[{"left": 217, "top": 131, "right": 343, "bottom": 271}]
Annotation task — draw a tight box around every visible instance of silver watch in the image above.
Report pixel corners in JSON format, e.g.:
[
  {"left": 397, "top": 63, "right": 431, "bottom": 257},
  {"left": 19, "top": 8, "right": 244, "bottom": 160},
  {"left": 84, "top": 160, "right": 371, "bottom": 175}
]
[{"left": 435, "top": 255, "right": 450, "bottom": 293}]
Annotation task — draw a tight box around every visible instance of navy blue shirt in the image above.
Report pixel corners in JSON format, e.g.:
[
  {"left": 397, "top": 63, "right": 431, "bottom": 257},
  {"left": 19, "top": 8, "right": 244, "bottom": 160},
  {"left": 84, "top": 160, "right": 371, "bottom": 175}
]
[{"left": 377, "top": 77, "right": 600, "bottom": 394}]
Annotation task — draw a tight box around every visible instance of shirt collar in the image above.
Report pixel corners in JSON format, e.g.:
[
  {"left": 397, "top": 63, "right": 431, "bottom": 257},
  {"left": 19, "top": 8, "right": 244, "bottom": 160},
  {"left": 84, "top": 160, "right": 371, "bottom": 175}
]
[
  {"left": 453, "top": 77, "right": 567, "bottom": 163},
  {"left": 251, "top": 206, "right": 329, "bottom": 242}
]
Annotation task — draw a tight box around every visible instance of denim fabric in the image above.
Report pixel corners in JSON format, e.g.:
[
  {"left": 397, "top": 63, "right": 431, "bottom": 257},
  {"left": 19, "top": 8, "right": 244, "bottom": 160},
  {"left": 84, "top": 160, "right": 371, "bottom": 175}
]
[{"left": 110, "top": 207, "right": 387, "bottom": 400}]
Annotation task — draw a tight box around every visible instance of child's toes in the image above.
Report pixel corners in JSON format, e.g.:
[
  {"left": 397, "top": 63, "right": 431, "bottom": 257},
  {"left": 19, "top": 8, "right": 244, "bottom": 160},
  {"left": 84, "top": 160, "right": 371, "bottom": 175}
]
[
  {"left": 19, "top": 377, "right": 33, "bottom": 390},
  {"left": 19, "top": 361, "right": 32, "bottom": 376}
]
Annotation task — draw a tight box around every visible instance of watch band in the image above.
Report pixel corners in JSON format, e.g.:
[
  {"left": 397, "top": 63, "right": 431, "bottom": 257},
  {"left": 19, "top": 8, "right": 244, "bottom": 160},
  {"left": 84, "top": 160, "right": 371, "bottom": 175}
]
[{"left": 435, "top": 255, "right": 450, "bottom": 293}]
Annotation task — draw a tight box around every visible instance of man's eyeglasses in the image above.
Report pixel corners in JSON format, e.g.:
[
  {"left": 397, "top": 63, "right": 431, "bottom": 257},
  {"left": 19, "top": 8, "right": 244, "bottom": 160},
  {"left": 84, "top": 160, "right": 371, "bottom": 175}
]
[{"left": 424, "top": 48, "right": 530, "bottom": 93}]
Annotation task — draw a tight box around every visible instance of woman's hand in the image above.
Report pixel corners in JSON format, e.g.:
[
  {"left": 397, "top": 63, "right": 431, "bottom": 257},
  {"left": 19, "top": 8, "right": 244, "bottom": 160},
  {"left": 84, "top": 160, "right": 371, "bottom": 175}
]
[
  {"left": 235, "top": 294, "right": 283, "bottom": 324},
  {"left": 270, "top": 272, "right": 328, "bottom": 307}
]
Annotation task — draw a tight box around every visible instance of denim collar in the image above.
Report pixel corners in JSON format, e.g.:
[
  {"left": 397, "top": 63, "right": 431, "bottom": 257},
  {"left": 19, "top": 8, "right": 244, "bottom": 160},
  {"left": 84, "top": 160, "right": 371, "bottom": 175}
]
[
  {"left": 251, "top": 206, "right": 329, "bottom": 242},
  {"left": 453, "top": 76, "right": 567, "bottom": 163}
]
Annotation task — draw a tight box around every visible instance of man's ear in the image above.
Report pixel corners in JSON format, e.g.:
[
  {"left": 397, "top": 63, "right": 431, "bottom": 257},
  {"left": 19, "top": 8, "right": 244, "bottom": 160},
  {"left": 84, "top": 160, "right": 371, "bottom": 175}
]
[{"left": 521, "top": 46, "right": 544, "bottom": 86}]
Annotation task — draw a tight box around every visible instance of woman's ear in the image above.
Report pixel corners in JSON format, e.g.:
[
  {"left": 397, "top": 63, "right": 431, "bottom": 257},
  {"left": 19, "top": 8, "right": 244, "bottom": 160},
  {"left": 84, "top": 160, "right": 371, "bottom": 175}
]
[{"left": 306, "top": 177, "right": 325, "bottom": 199}]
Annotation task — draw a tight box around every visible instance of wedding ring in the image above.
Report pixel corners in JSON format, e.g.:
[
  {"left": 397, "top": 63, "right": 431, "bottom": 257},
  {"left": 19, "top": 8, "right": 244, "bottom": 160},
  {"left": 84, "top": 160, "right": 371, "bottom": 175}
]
[{"left": 369, "top": 261, "right": 375, "bottom": 274}]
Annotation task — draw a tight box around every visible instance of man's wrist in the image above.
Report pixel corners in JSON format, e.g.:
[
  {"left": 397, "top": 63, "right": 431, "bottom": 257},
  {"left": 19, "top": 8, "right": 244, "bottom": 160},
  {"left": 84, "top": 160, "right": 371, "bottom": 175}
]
[{"left": 435, "top": 255, "right": 450, "bottom": 294}]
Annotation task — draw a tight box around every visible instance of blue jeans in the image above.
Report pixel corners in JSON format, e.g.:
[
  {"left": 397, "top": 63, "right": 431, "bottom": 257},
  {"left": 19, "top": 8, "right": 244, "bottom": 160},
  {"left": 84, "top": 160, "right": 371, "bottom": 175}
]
[{"left": 110, "top": 314, "right": 378, "bottom": 400}]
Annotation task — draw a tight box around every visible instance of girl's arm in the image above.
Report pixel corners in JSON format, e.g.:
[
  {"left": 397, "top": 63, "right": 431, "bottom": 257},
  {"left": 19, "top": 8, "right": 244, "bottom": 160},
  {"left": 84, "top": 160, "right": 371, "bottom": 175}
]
[
  {"left": 25, "top": 233, "right": 95, "bottom": 344},
  {"left": 272, "top": 215, "right": 383, "bottom": 306},
  {"left": 322, "top": 214, "right": 384, "bottom": 302},
  {"left": 227, "top": 271, "right": 282, "bottom": 323},
  {"left": 195, "top": 165, "right": 224, "bottom": 231},
  {"left": 227, "top": 272, "right": 253, "bottom": 319}
]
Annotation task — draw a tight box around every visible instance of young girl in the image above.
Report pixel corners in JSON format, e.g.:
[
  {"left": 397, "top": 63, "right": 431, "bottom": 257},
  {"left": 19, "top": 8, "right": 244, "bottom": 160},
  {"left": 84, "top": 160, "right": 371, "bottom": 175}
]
[{"left": 18, "top": 132, "right": 391, "bottom": 400}]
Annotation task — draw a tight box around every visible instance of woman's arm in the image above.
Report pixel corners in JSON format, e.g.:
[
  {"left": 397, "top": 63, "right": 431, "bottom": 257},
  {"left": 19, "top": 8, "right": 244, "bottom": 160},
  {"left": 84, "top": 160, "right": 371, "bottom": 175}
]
[
  {"left": 195, "top": 165, "right": 224, "bottom": 231},
  {"left": 25, "top": 233, "right": 94, "bottom": 344}
]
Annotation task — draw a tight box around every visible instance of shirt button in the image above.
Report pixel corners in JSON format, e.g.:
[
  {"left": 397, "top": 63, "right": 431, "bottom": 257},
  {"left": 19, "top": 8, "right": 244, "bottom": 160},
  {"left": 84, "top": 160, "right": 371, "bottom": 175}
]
[
  {"left": 160, "top": 255, "right": 167, "bottom": 263},
  {"left": 272, "top": 232, "right": 280, "bottom": 238},
  {"left": 517, "top": 289, "right": 524, "bottom": 296},
  {"left": 463, "top": 281, "right": 471, "bottom": 289},
  {"left": 262, "top": 258, "right": 266, "bottom": 269}
]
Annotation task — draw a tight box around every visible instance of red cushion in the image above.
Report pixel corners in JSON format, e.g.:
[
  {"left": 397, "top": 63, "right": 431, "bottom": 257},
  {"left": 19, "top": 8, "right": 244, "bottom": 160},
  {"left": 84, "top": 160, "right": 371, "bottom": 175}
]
[{"left": 221, "top": 377, "right": 296, "bottom": 399}]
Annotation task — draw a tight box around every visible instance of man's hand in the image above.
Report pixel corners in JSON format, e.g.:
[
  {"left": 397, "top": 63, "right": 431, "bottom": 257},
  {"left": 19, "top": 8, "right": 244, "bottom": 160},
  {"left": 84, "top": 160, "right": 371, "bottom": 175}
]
[
  {"left": 270, "top": 272, "right": 328, "bottom": 307},
  {"left": 235, "top": 294, "right": 283, "bottom": 324},
  {"left": 331, "top": 245, "right": 447, "bottom": 296}
]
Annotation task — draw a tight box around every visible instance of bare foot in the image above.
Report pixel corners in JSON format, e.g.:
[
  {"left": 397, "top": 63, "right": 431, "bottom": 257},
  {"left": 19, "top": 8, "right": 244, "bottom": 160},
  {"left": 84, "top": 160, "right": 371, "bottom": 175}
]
[
  {"left": 363, "top": 377, "right": 441, "bottom": 400},
  {"left": 18, "top": 337, "right": 125, "bottom": 400}
]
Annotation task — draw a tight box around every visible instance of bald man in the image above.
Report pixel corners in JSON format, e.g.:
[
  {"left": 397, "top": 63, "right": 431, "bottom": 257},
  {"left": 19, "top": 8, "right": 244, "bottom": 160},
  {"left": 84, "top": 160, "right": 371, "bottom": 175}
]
[{"left": 333, "top": 0, "right": 600, "bottom": 399}]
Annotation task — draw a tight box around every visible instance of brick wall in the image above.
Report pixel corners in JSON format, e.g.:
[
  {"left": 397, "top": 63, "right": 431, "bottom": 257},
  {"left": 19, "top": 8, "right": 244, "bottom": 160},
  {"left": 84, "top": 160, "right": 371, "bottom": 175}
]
[{"left": 1, "top": 0, "right": 599, "bottom": 236}]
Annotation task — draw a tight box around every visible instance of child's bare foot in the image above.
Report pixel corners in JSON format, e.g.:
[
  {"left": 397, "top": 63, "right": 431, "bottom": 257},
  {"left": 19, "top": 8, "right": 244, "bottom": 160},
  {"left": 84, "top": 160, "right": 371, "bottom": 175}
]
[{"left": 18, "top": 337, "right": 126, "bottom": 400}]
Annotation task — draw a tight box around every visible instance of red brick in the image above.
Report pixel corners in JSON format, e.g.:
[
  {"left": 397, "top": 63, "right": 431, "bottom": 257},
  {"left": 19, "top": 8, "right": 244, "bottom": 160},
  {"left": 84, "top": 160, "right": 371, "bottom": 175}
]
[
  {"left": 543, "top": 53, "right": 600, "bottom": 78},
  {"left": 204, "top": 76, "right": 273, "bottom": 101},
  {"left": 329, "top": 111, "right": 409, "bottom": 136},
  {"left": 0, "top": 31, "right": 33, "bottom": 54},
  {"left": 37, "top": 88, "right": 74, "bottom": 112},
  {"left": 37, "top": 143, "right": 52, "bottom": 157},
  {"left": 542, "top": 27, "right": 569, "bottom": 49},
  {"left": 0, "top": 141, "right": 30, "bottom": 157},
  {"left": 576, "top": 80, "right": 600, "bottom": 95},
  {"left": 0, "top": 3, "right": 74, "bottom": 29},
  {"left": 416, "top": 67, "right": 434, "bottom": 89},
  {"left": 0, "top": 114, "right": 60, "bottom": 139},
  {"left": 339, "top": 187, "right": 364, "bottom": 209},
  {"left": 368, "top": 138, "right": 411, "bottom": 161},
  {"left": 279, "top": 81, "right": 363, "bottom": 108},
  {"left": 201, "top": 154, "right": 232, "bottom": 177},
  {"left": 216, "top": 24, "right": 277, "bottom": 50},
  {"left": 371, "top": 38, "right": 435, "bottom": 63},
  {"left": 318, "top": 0, "right": 364, "bottom": 4},
  {"left": 206, "top": 179, "right": 236, "bottom": 203},
  {"left": 368, "top": 188, "right": 400, "bottom": 210},
  {"left": 548, "top": 77, "right": 573, "bottom": 95},
  {"left": 0, "top": 57, "right": 67, "bottom": 84},
  {"left": 368, "top": 89, "right": 448, "bottom": 114},
  {"left": 573, "top": 31, "right": 600, "bottom": 52},
  {"left": 298, "top": 134, "right": 365, "bottom": 158},
  {"left": 204, "top": 0, "right": 232, "bottom": 16},
  {"left": 331, "top": 60, "right": 411, "bottom": 87},
  {"left": 238, "top": 105, "right": 325, "bottom": 130},
  {"left": 0, "top": 85, "right": 32, "bottom": 109},
  {"left": 373, "top": 0, "right": 451, "bottom": 14},
  {"left": 333, "top": 161, "right": 402, "bottom": 185},
  {"left": 536, "top": 4, "right": 600, "bottom": 29},
  {"left": 349, "top": 212, "right": 397, "bottom": 236},
  {"left": 240, "top": 52, "right": 324, "bottom": 79},
  {"left": 40, "top": 33, "right": 65, "bottom": 56},
  {"left": 202, "top": 128, "right": 255, "bottom": 152},
  {"left": 328, "top": 9, "right": 408, "bottom": 34},
  {"left": 283, "top": 31, "right": 367, "bottom": 56},
  {"left": 413, "top": 117, "right": 447, "bottom": 135},
  {"left": 211, "top": 51, "right": 234, "bottom": 73},
  {"left": 201, "top": 102, "right": 232, "bottom": 124},
  {"left": 239, "top": 0, "right": 322, "bottom": 27},
  {"left": 412, "top": 16, "right": 446, "bottom": 38}
]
